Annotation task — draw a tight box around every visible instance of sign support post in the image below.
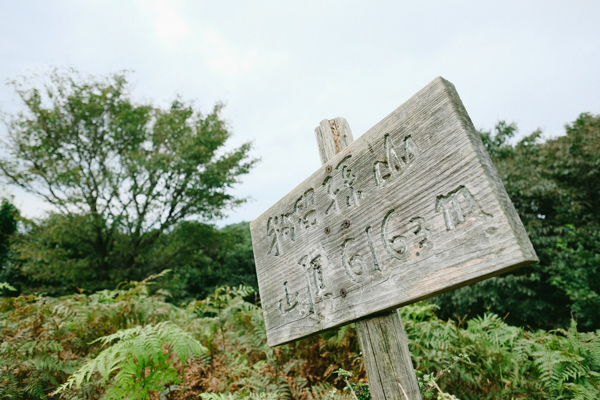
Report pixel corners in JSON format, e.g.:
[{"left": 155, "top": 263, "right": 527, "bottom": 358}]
[{"left": 316, "top": 118, "right": 421, "bottom": 399}]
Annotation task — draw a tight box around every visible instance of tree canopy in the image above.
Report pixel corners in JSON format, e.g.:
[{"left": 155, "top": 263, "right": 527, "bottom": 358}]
[
  {"left": 433, "top": 113, "right": 600, "bottom": 331},
  {"left": 0, "top": 70, "right": 257, "bottom": 292},
  {"left": 3, "top": 69, "right": 600, "bottom": 334}
]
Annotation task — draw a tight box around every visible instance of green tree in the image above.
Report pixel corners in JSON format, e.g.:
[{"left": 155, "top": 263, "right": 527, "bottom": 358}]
[
  {"left": 163, "top": 221, "right": 257, "bottom": 302},
  {"left": 0, "top": 69, "right": 257, "bottom": 293},
  {"left": 0, "top": 198, "right": 19, "bottom": 296},
  {"left": 432, "top": 113, "right": 600, "bottom": 330}
]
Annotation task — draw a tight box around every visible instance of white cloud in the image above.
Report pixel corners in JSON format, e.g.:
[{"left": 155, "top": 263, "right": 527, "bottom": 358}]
[
  {"left": 1, "top": 1, "right": 600, "bottom": 224},
  {"left": 148, "top": 0, "right": 191, "bottom": 44},
  {"left": 202, "top": 30, "right": 258, "bottom": 78}
]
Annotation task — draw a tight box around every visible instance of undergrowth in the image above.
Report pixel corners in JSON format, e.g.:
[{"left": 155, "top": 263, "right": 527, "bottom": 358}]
[{"left": 1, "top": 274, "right": 600, "bottom": 399}]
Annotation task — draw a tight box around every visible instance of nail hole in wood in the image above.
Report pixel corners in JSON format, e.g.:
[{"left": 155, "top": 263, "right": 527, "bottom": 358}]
[
  {"left": 325, "top": 165, "right": 332, "bottom": 173},
  {"left": 324, "top": 227, "right": 330, "bottom": 234},
  {"left": 340, "top": 288, "right": 347, "bottom": 298}
]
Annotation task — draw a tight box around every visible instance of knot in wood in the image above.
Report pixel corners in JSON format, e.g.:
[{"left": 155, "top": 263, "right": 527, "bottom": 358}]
[
  {"left": 324, "top": 227, "right": 330, "bottom": 234},
  {"left": 341, "top": 220, "right": 351, "bottom": 229},
  {"left": 340, "top": 288, "right": 347, "bottom": 298},
  {"left": 325, "top": 165, "right": 332, "bottom": 174}
]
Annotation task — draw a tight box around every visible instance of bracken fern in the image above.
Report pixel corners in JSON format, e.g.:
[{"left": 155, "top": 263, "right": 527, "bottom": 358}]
[
  {"left": 3, "top": 273, "right": 600, "bottom": 399},
  {"left": 53, "top": 321, "right": 205, "bottom": 399}
]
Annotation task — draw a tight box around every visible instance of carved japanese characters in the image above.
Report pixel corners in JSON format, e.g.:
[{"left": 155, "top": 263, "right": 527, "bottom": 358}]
[
  {"left": 374, "top": 135, "right": 419, "bottom": 188},
  {"left": 323, "top": 155, "right": 364, "bottom": 216},
  {"left": 267, "top": 189, "right": 318, "bottom": 256},
  {"left": 279, "top": 281, "right": 298, "bottom": 315},
  {"left": 251, "top": 77, "right": 537, "bottom": 346}
]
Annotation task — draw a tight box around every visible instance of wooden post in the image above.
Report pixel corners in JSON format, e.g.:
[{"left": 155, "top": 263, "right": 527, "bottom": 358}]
[
  {"left": 314, "top": 118, "right": 422, "bottom": 400},
  {"left": 356, "top": 311, "right": 421, "bottom": 400}
]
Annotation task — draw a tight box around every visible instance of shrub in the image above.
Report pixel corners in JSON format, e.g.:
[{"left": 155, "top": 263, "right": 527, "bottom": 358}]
[{"left": 2, "top": 273, "right": 600, "bottom": 399}]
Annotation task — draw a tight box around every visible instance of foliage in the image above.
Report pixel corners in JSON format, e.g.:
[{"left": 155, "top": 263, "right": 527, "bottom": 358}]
[
  {"left": 433, "top": 113, "right": 600, "bottom": 331},
  {"left": 160, "top": 221, "right": 257, "bottom": 303},
  {"left": 0, "top": 272, "right": 188, "bottom": 399},
  {"left": 7, "top": 214, "right": 257, "bottom": 301},
  {"left": 3, "top": 274, "right": 600, "bottom": 399},
  {"left": 416, "top": 353, "right": 469, "bottom": 400},
  {"left": 54, "top": 321, "right": 205, "bottom": 399},
  {"left": 0, "top": 274, "right": 359, "bottom": 400},
  {"left": 0, "top": 199, "right": 17, "bottom": 266},
  {"left": 184, "top": 284, "right": 361, "bottom": 399},
  {"left": 0, "top": 198, "right": 19, "bottom": 295},
  {"left": 334, "top": 369, "right": 370, "bottom": 400},
  {"left": 0, "top": 69, "right": 256, "bottom": 293},
  {"left": 0, "top": 282, "right": 16, "bottom": 291},
  {"left": 2, "top": 200, "right": 257, "bottom": 300},
  {"left": 402, "top": 302, "right": 600, "bottom": 399}
]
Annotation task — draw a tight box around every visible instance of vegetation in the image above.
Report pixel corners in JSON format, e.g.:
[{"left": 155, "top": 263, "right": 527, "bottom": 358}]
[
  {"left": 0, "top": 275, "right": 361, "bottom": 399},
  {"left": 163, "top": 220, "right": 257, "bottom": 302},
  {"left": 433, "top": 114, "right": 600, "bottom": 331},
  {"left": 1, "top": 275, "right": 599, "bottom": 399},
  {"left": 0, "top": 69, "right": 256, "bottom": 295},
  {"left": 8, "top": 214, "right": 257, "bottom": 303},
  {"left": 54, "top": 320, "right": 205, "bottom": 400},
  {"left": 0, "top": 199, "right": 19, "bottom": 296},
  {"left": 2, "top": 69, "right": 600, "bottom": 399}
]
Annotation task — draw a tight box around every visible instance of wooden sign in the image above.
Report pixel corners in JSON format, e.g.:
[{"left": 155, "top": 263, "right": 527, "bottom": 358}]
[{"left": 250, "top": 77, "right": 537, "bottom": 347}]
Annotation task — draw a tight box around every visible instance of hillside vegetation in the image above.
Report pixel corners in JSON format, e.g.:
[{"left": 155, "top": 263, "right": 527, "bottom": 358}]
[
  {"left": 1, "top": 275, "right": 600, "bottom": 399},
  {"left": 2, "top": 70, "right": 600, "bottom": 399},
  {"left": 434, "top": 114, "right": 600, "bottom": 332}
]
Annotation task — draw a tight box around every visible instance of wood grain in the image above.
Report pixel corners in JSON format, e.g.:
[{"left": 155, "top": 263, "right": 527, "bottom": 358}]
[
  {"left": 321, "top": 119, "right": 422, "bottom": 400},
  {"left": 250, "top": 76, "right": 538, "bottom": 346},
  {"left": 356, "top": 311, "right": 421, "bottom": 400},
  {"left": 315, "top": 117, "right": 355, "bottom": 164}
]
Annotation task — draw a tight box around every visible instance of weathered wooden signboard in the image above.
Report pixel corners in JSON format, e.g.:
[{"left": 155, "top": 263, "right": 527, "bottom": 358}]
[{"left": 250, "top": 77, "right": 538, "bottom": 348}]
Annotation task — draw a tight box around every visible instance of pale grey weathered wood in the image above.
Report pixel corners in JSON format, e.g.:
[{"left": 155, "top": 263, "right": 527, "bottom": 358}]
[
  {"left": 319, "top": 119, "right": 421, "bottom": 400},
  {"left": 315, "top": 117, "right": 355, "bottom": 165},
  {"left": 356, "top": 311, "right": 421, "bottom": 400},
  {"left": 250, "top": 77, "right": 538, "bottom": 347}
]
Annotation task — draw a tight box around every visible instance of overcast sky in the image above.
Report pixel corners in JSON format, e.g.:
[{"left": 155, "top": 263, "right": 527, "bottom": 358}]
[{"left": 1, "top": 1, "right": 599, "bottom": 225}]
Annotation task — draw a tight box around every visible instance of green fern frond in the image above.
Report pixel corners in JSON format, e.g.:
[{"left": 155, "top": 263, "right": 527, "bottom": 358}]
[
  {"left": 199, "top": 393, "right": 242, "bottom": 400},
  {"left": 52, "top": 321, "right": 205, "bottom": 399},
  {"left": 0, "top": 282, "right": 17, "bottom": 291}
]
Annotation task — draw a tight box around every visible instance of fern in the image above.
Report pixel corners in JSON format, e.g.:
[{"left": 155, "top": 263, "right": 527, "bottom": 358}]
[
  {"left": 4, "top": 275, "right": 600, "bottom": 399},
  {"left": 200, "top": 394, "right": 240, "bottom": 400},
  {"left": 0, "top": 282, "right": 17, "bottom": 291},
  {"left": 200, "top": 393, "right": 281, "bottom": 400},
  {"left": 53, "top": 321, "right": 205, "bottom": 399}
]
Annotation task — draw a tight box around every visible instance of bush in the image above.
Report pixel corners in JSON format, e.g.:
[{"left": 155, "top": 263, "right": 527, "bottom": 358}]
[
  {"left": 434, "top": 114, "right": 600, "bottom": 331},
  {"left": 2, "top": 273, "right": 600, "bottom": 399}
]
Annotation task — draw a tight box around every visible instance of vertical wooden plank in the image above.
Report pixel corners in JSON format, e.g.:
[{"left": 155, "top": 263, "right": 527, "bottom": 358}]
[
  {"left": 314, "top": 119, "right": 420, "bottom": 400},
  {"left": 314, "top": 117, "right": 355, "bottom": 165},
  {"left": 356, "top": 311, "right": 421, "bottom": 400}
]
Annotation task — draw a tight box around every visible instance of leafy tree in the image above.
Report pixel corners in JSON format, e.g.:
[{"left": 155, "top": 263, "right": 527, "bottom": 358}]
[
  {"left": 0, "top": 69, "right": 256, "bottom": 293},
  {"left": 433, "top": 113, "right": 600, "bottom": 330},
  {"left": 0, "top": 199, "right": 19, "bottom": 296},
  {"left": 0, "top": 200, "right": 17, "bottom": 265},
  {"left": 171, "top": 221, "right": 257, "bottom": 301},
  {"left": 148, "top": 220, "right": 257, "bottom": 303}
]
